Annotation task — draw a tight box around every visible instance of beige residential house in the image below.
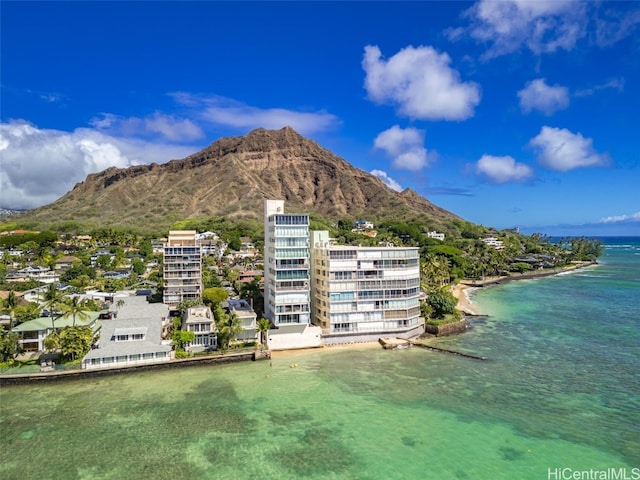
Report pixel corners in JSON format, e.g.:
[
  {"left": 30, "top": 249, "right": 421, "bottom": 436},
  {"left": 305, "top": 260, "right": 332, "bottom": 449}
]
[{"left": 182, "top": 306, "right": 217, "bottom": 352}]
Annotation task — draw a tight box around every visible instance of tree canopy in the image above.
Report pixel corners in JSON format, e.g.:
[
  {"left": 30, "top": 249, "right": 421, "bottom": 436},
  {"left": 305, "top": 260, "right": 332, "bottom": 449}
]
[
  {"left": 58, "top": 325, "right": 94, "bottom": 360},
  {"left": 202, "top": 287, "right": 229, "bottom": 306}
]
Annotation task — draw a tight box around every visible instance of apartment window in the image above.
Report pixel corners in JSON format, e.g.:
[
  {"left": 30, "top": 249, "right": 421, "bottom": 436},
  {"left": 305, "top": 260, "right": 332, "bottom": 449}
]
[
  {"left": 329, "top": 250, "right": 357, "bottom": 260},
  {"left": 333, "top": 323, "right": 355, "bottom": 332},
  {"left": 330, "top": 271, "right": 354, "bottom": 280},
  {"left": 330, "top": 292, "right": 355, "bottom": 302}
]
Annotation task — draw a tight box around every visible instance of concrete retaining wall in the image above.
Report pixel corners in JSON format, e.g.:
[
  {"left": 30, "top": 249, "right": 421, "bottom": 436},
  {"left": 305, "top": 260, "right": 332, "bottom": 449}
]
[
  {"left": 268, "top": 325, "right": 323, "bottom": 351},
  {"left": 0, "top": 351, "right": 256, "bottom": 385},
  {"left": 322, "top": 324, "right": 425, "bottom": 345},
  {"left": 424, "top": 319, "right": 469, "bottom": 337}
]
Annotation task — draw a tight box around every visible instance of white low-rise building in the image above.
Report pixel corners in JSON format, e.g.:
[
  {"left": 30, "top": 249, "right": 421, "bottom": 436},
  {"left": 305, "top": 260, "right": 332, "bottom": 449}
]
[
  {"left": 482, "top": 237, "right": 505, "bottom": 250},
  {"left": 13, "top": 312, "right": 101, "bottom": 353},
  {"left": 182, "top": 306, "right": 217, "bottom": 352},
  {"left": 81, "top": 316, "right": 173, "bottom": 369},
  {"left": 427, "top": 231, "right": 445, "bottom": 241},
  {"left": 82, "top": 295, "right": 172, "bottom": 369},
  {"left": 227, "top": 299, "right": 258, "bottom": 343}
]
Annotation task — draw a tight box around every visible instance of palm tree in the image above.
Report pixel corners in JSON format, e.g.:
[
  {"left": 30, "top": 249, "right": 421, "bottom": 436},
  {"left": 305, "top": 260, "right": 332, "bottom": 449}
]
[
  {"left": 35, "top": 247, "right": 52, "bottom": 269},
  {"left": 38, "top": 283, "right": 66, "bottom": 334},
  {"left": 214, "top": 304, "right": 242, "bottom": 350},
  {"left": 256, "top": 317, "right": 271, "bottom": 349},
  {"left": 5, "top": 290, "right": 19, "bottom": 332},
  {"left": 63, "top": 296, "right": 92, "bottom": 327},
  {"left": 421, "top": 254, "right": 450, "bottom": 291},
  {"left": 239, "top": 278, "right": 263, "bottom": 317}
]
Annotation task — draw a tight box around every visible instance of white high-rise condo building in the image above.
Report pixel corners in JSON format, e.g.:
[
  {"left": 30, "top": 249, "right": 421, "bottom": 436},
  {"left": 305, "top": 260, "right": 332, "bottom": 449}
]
[
  {"left": 310, "top": 231, "right": 422, "bottom": 335},
  {"left": 163, "top": 230, "right": 202, "bottom": 308},
  {"left": 264, "top": 200, "right": 311, "bottom": 326}
]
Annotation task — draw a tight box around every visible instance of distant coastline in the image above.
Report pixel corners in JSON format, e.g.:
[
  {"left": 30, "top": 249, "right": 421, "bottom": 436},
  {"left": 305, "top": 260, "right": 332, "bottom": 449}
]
[{"left": 452, "top": 260, "right": 597, "bottom": 316}]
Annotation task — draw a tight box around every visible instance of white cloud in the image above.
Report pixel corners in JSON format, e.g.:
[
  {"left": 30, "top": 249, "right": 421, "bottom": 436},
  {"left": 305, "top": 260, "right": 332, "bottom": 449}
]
[
  {"left": 370, "top": 169, "right": 403, "bottom": 192},
  {"left": 574, "top": 78, "right": 624, "bottom": 97},
  {"left": 518, "top": 78, "right": 569, "bottom": 115},
  {"left": 374, "top": 125, "right": 429, "bottom": 171},
  {"left": 475, "top": 154, "right": 534, "bottom": 183},
  {"left": 0, "top": 120, "right": 196, "bottom": 210},
  {"left": 202, "top": 106, "right": 337, "bottom": 135},
  {"left": 594, "top": 7, "right": 640, "bottom": 47},
  {"left": 452, "top": 0, "right": 587, "bottom": 58},
  {"left": 90, "top": 111, "right": 204, "bottom": 141},
  {"left": 169, "top": 92, "right": 339, "bottom": 135},
  {"left": 0, "top": 89, "right": 344, "bottom": 210},
  {"left": 598, "top": 212, "right": 640, "bottom": 224},
  {"left": 530, "top": 126, "right": 610, "bottom": 171},
  {"left": 362, "top": 45, "right": 480, "bottom": 121}
]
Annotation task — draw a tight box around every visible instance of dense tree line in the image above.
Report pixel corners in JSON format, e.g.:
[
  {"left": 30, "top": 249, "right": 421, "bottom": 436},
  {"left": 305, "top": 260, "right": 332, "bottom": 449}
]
[{"left": 0, "top": 231, "right": 58, "bottom": 249}]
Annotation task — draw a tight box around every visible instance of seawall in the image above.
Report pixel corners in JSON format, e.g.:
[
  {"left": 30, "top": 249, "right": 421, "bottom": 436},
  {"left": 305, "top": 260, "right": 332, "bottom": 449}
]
[
  {"left": 321, "top": 324, "right": 425, "bottom": 345},
  {"left": 0, "top": 350, "right": 259, "bottom": 385},
  {"left": 424, "top": 319, "right": 469, "bottom": 337}
]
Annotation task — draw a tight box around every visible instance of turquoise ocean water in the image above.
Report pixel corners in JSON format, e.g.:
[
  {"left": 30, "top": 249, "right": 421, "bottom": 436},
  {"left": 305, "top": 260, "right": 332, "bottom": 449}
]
[{"left": 1, "top": 238, "right": 638, "bottom": 479}]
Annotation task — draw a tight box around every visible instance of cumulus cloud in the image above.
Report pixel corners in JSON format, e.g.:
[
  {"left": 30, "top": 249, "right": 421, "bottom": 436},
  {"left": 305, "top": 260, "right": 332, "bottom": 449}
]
[
  {"left": 362, "top": 45, "right": 480, "bottom": 121},
  {"left": 374, "top": 125, "right": 429, "bottom": 171},
  {"left": 518, "top": 78, "right": 570, "bottom": 115},
  {"left": 451, "top": 0, "right": 587, "bottom": 58},
  {"left": 530, "top": 126, "right": 610, "bottom": 171},
  {"left": 169, "top": 92, "right": 339, "bottom": 135},
  {"left": 598, "top": 212, "right": 640, "bottom": 224},
  {"left": 0, "top": 87, "right": 345, "bottom": 210},
  {"left": 90, "top": 112, "right": 204, "bottom": 141},
  {"left": 370, "top": 169, "right": 403, "bottom": 192},
  {"left": 475, "top": 154, "right": 534, "bottom": 183},
  {"left": 0, "top": 120, "right": 196, "bottom": 210}
]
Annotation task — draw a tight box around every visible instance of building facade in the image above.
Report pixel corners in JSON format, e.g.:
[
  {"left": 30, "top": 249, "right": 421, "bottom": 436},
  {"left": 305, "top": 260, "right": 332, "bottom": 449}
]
[
  {"left": 310, "top": 231, "right": 422, "bottom": 335},
  {"left": 13, "top": 312, "right": 101, "bottom": 353},
  {"left": 182, "top": 306, "right": 217, "bottom": 351},
  {"left": 263, "top": 200, "right": 311, "bottom": 326},
  {"left": 163, "top": 230, "right": 202, "bottom": 308},
  {"left": 227, "top": 299, "right": 258, "bottom": 342},
  {"left": 82, "top": 316, "right": 173, "bottom": 369}
]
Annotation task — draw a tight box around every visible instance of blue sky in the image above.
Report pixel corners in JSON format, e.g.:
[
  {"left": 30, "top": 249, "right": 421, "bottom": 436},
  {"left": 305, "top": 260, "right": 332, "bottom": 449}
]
[{"left": 1, "top": 1, "right": 639, "bottom": 236}]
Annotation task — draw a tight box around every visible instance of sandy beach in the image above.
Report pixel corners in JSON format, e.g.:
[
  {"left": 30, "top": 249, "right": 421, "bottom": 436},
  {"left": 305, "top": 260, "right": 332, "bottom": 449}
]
[
  {"left": 451, "top": 261, "right": 597, "bottom": 316},
  {"left": 270, "top": 341, "right": 380, "bottom": 359},
  {"left": 452, "top": 283, "right": 481, "bottom": 316}
]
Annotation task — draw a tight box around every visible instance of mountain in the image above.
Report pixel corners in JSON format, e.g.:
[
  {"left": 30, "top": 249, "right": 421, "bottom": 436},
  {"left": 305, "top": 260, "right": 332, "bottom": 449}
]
[{"left": 11, "top": 127, "right": 460, "bottom": 231}]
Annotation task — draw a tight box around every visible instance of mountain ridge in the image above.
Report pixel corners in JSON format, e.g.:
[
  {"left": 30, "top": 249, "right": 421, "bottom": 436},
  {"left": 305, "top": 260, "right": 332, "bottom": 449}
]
[{"left": 10, "top": 127, "right": 461, "bottom": 231}]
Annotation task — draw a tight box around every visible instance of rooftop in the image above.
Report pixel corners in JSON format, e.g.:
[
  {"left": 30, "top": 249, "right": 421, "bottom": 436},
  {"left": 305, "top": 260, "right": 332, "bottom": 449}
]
[
  {"left": 83, "top": 317, "right": 170, "bottom": 359},
  {"left": 13, "top": 311, "right": 101, "bottom": 332}
]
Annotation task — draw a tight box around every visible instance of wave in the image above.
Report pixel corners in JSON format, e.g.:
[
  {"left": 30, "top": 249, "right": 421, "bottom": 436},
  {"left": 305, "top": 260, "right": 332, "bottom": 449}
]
[
  {"left": 555, "top": 270, "right": 591, "bottom": 277},
  {"left": 575, "top": 274, "right": 612, "bottom": 278}
]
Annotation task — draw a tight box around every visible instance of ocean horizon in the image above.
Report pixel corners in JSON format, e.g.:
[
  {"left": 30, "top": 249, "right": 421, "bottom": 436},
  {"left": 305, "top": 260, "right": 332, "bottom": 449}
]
[{"left": 1, "top": 237, "right": 638, "bottom": 479}]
